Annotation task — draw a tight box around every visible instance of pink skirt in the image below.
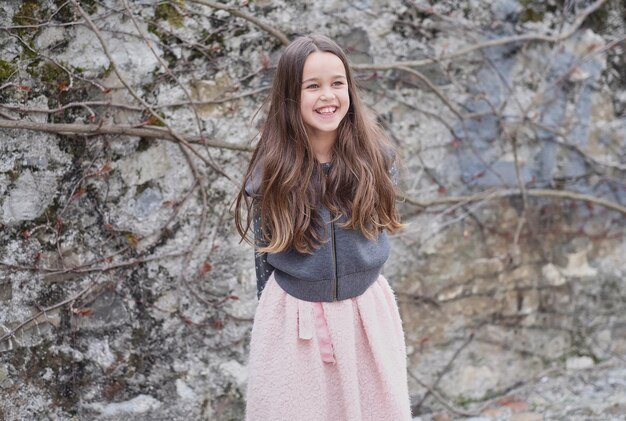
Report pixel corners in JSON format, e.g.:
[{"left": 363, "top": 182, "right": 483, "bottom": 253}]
[{"left": 245, "top": 273, "right": 412, "bottom": 421}]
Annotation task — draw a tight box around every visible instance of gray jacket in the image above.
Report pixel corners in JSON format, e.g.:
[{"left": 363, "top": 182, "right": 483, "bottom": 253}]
[{"left": 245, "top": 159, "right": 398, "bottom": 302}]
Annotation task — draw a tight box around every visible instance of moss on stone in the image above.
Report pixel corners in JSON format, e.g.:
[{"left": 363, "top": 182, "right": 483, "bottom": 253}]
[
  {"left": 24, "top": 59, "right": 90, "bottom": 108},
  {"left": 146, "top": 22, "right": 174, "bottom": 64},
  {"left": 518, "top": 0, "right": 565, "bottom": 23},
  {"left": 186, "top": 29, "right": 227, "bottom": 61},
  {"left": 519, "top": 0, "right": 545, "bottom": 23},
  {"left": 51, "top": 0, "right": 97, "bottom": 22},
  {"left": 52, "top": 0, "right": 75, "bottom": 23},
  {"left": 143, "top": 111, "right": 167, "bottom": 127},
  {"left": 204, "top": 31, "right": 225, "bottom": 48},
  {"left": 36, "top": 281, "right": 65, "bottom": 307},
  {"left": 12, "top": 0, "right": 44, "bottom": 38},
  {"left": 82, "top": 0, "right": 98, "bottom": 14},
  {"left": 7, "top": 169, "right": 20, "bottom": 183},
  {"left": 454, "top": 393, "right": 473, "bottom": 407},
  {"left": 153, "top": 115, "right": 167, "bottom": 127},
  {"left": 11, "top": 341, "right": 90, "bottom": 412},
  {"left": 136, "top": 138, "right": 153, "bottom": 152},
  {"left": 38, "top": 61, "right": 68, "bottom": 84},
  {"left": 155, "top": 1, "right": 185, "bottom": 28},
  {"left": 233, "top": 27, "right": 250, "bottom": 37},
  {"left": 27, "top": 60, "right": 75, "bottom": 101},
  {"left": 58, "top": 136, "right": 87, "bottom": 163},
  {"left": 136, "top": 181, "right": 152, "bottom": 195},
  {"left": 21, "top": 44, "right": 40, "bottom": 62},
  {"left": 12, "top": 0, "right": 41, "bottom": 24},
  {"left": 147, "top": 21, "right": 159, "bottom": 35},
  {"left": 581, "top": 1, "right": 611, "bottom": 33},
  {"left": 101, "top": 62, "right": 114, "bottom": 78},
  {"left": 0, "top": 60, "right": 17, "bottom": 83},
  {"left": 32, "top": 198, "right": 62, "bottom": 226}
]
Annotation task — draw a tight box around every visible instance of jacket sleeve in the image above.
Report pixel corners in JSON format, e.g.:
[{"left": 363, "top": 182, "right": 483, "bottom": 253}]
[{"left": 252, "top": 199, "right": 275, "bottom": 300}]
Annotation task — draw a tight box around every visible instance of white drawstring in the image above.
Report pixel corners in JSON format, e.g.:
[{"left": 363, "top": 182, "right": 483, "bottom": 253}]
[{"left": 298, "top": 300, "right": 336, "bottom": 364}]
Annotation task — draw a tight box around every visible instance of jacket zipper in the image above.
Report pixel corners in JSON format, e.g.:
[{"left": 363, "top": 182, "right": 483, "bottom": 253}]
[{"left": 330, "top": 215, "right": 338, "bottom": 301}]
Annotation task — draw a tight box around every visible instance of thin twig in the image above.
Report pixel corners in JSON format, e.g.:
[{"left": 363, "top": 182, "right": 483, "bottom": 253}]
[
  {"left": 0, "top": 86, "right": 269, "bottom": 114},
  {"left": 0, "top": 275, "right": 102, "bottom": 346},
  {"left": 70, "top": 0, "right": 230, "bottom": 180},
  {"left": 398, "top": 66, "right": 464, "bottom": 120},
  {"left": 0, "top": 119, "right": 252, "bottom": 151},
  {"left": 187, "top": 0, "right": 290, "bottom": 45},
  {"left": 398, "top": 188, "right": 626, "bottom": 216},
  {"left": 0, "top": 251, "right": 186, "bottom": 277},
  {"left": 415, "top": 333, "right": 475, "bottom": 409},
  {"left": 409, "top": 370, "right": 479, "bottom": 417},
  {"left": 352, "top": 0, "right": 608, "bottom": 72}
]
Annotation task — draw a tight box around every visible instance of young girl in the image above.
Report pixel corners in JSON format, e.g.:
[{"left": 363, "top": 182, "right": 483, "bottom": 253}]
[{"left": 234, "top": 34, "right": 412, "bottom": 421}]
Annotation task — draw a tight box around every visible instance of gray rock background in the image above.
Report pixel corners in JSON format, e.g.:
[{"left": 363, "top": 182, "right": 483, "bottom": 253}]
[{"left": 0, "top": 0, "right": 624, "bottom": 420}]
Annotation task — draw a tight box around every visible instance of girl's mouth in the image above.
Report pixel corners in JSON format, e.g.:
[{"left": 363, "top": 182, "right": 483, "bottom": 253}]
[{"left": 315, "top": 106, "right": 337, "bottom": 115}]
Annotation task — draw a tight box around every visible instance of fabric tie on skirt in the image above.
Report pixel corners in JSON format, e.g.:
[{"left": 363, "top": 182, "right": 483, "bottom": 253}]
[
  {"left": 245, "top": 274, "right": 413, "bottom": 420},
  {"left": 298, "top": 300, "right": 336, "bottom": 364}
]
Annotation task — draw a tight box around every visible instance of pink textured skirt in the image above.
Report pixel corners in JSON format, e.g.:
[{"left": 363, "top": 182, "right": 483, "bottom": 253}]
[{"left": 245, "top": 273, "right": 412, "bottom": 421}]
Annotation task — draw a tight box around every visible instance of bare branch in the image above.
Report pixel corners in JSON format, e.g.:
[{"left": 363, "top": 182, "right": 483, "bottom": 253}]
[
  {"left": 0, "top": 275, "right": 102, "bottom": 346},
  {"left": 69, "top": 0, "right": 229, "bottom": 180},
  {"left": 0, "top": 86, "right": 269, "bottom": 116},
  {"left": 187, "top": 0, "right": 290, "bottom": 45},
  {"left": 0, "top": 251, "right": 187, "bottom": 277},
  {"left": 398, "top": 188, "right": 626, "bottom": 216},
  {"left": 353, "top": 0, "right": 608, "bottom": 72},
  {"left": 0, "top": 118, "right": 253, "bottom": 151},
  {"left": 398, "top": 66, "right": 464, "bottom": 120}
]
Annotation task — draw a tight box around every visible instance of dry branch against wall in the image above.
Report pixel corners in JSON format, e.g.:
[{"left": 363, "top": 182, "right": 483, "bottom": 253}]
[
  {"left": 0, "top": 118, "right": 253, "bottom": 151},
  {"left": 399, "top": 188, "right": 626, "bottom": 216},
  {"left": 187, "top": 0, "right": 290, "bottom": 45},
  {"left": 1, "top": 0, "right": 625, "bottom": 419}
]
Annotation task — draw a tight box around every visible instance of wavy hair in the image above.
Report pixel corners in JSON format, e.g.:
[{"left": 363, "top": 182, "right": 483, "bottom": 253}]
[{"left": 234, "top": 34, "right": 403, "bottom": 254}]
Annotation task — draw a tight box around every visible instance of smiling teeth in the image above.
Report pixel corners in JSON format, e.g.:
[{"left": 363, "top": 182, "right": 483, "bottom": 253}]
[{"left": 317, "top": 107, "right": 336, "bottom": 114}]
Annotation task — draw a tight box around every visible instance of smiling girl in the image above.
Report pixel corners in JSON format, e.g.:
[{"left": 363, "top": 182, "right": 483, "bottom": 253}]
[{"left": 234, "top": 34, "right": 412, "bottom": 421}]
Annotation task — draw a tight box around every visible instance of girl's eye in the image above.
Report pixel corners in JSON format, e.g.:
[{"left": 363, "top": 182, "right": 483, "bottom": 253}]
[
  {"left": 333, "top": 81, "right": 344, "bottom": 86},
  {"left": 306, "top": 84, "right": 319, "bottom": 89}
]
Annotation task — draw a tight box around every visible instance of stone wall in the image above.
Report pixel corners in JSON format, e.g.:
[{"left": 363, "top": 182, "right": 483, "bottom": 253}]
[{"left": 0, "top": 0, "right": 624, "bottom": 419}]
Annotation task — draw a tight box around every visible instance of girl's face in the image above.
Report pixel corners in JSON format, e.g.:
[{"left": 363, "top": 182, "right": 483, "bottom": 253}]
[{"left": 300, "top": 51, "right": 350, "bottom": 143}]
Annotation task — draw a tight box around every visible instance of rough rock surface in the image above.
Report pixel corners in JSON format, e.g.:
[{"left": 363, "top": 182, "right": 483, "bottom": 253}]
[
  {"left": 412, "top": 360, "right": 626, "bottom": 420},
  {"left": 0, "top": 0, "right": 625, "bottom": 420}
]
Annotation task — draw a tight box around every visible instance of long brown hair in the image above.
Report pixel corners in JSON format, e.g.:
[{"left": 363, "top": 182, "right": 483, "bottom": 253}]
[{"left": 234, "top": 34, "right": 403, "bottom": 254}]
